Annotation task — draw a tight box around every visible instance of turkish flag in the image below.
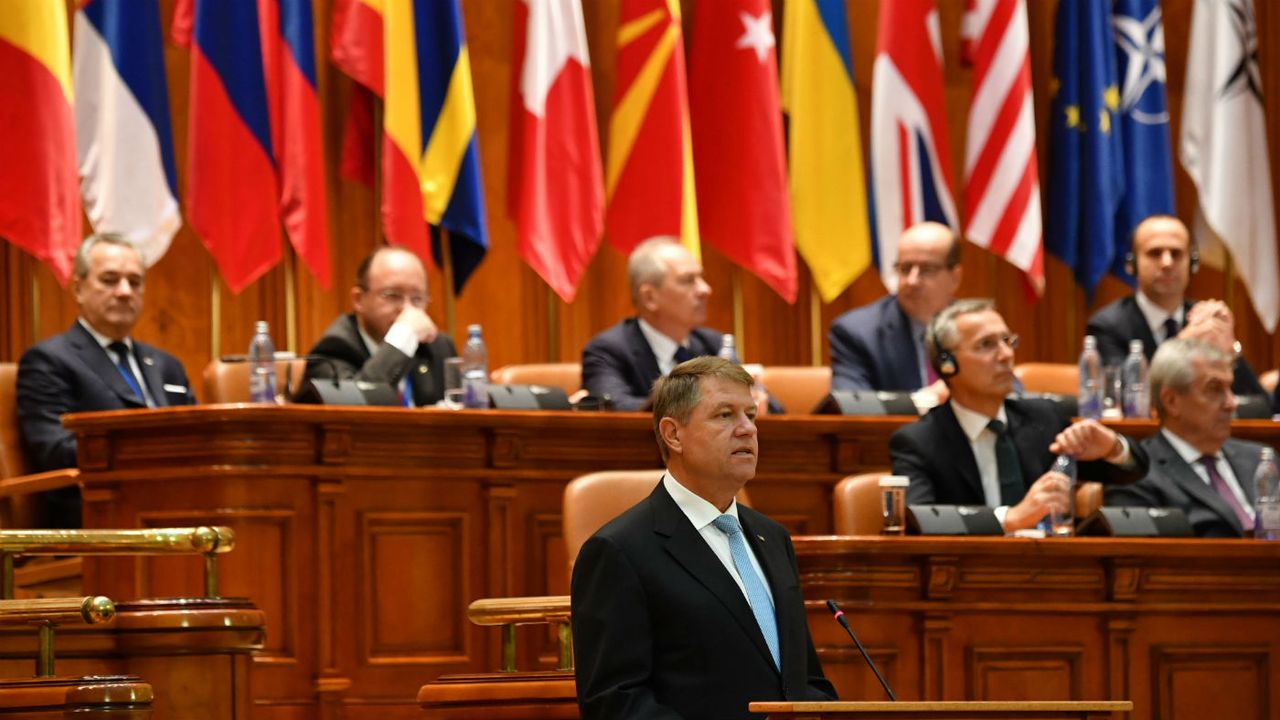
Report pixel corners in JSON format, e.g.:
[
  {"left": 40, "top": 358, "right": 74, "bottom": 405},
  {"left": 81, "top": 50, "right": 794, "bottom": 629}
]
[
  {"left": 509, "top": 0, "right": 604, "bottom": 303},
  {"left": 689, "top": 0, "right": 796, "bottom": 303}
]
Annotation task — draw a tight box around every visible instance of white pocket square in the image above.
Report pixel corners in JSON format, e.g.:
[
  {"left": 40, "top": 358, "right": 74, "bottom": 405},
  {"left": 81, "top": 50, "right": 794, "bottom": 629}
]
[{"left": 162, "top": 384, "right": 189, "bottom": 393}]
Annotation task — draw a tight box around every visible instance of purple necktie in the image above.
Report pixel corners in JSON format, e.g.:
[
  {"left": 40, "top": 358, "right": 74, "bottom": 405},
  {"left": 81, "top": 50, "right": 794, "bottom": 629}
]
[
  {"left": 1163, "top": 317, "right": 1180, "bottom": 343},
  {"left": 1198, "top": 455, "right": 1253, "bottom": 531}
]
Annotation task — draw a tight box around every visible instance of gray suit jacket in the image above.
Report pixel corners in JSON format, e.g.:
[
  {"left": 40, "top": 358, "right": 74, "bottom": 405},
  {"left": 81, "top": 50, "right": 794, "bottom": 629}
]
[
  {"left": 1106, "top": 433, "right": 1267, "bottom": 538},
  {"left": 304, "top": 314, "right": 456, "bottom": 406}
]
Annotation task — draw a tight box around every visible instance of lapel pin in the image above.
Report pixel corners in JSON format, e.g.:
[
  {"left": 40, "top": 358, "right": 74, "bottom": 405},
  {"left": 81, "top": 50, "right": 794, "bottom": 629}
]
[
  {"left": 142, "top": 357, "right": 154, "bottom": 366},
  {"left": 418, "top": 365, "right": 429, "bottom": 374},
  {"left": 757, "top": 534, "right": 766, "bottom": 543}
]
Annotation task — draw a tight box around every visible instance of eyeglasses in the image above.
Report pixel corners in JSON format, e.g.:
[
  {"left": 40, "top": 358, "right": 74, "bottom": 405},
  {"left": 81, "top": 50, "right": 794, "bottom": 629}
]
[
  {"left": 964, "top": 333, "right": 1019, "bottom": 354},
  {"left": 893, "top": 261, "right": 952, "bottom": 278},
  {"left": 374, "top": 289, "right": 429, "bottom": 308}
]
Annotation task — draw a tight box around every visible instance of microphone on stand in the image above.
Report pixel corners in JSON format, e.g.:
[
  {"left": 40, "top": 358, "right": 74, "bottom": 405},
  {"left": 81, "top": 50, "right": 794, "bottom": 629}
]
[{"left": 826, "top": 599, "right": 896, "bottom": 701}]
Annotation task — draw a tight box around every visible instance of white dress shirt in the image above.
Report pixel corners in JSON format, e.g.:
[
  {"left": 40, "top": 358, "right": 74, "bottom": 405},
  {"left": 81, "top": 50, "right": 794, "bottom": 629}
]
[
  {"left": 1135, "top": 291, "right": 1186, "bottom": 344},
  {"left": 638, "top": 318, "right": 688, "bottom": 377},
  {"left": 79, "top": 318, "right": 155, "bottom": 407},
  {"left": 663, "top": 472, "right": 774, "bottom": 606}
]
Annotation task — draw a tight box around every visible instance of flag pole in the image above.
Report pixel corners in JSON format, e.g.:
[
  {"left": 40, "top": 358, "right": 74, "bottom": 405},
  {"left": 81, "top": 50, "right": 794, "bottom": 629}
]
[
  {"left": 29, "top": 276, "right": 39, "bottom": 346},
  {"left": 732, "top": 268, "right": 745, "bottom": 358},
  {"left": 1223, "top": 254, "right": 1236, "bottom": 309},
  {"left": 546, "top": 286, "right": 559, "bottom": 362},
  {"left": 808, "top": 284, "right": 821, "bottom": 366},
  {"left": 439, "top": 227, "right": 457, "bottom": 337},
  {"left": 283, "top": 243, "right": 298, "bottom": 353},
  {"left": 210, "top": 268, "right": 222, "bottom": 360}
]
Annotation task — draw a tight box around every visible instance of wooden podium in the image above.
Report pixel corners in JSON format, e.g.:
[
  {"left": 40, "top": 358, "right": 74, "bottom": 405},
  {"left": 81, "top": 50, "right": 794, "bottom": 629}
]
[{"left": 750, "top": 700, "right": 1132, "bottom": 719}]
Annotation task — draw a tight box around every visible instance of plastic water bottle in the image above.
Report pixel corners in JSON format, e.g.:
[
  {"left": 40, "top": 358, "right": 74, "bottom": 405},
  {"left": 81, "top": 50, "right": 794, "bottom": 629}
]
[
  {"left": 1048, "top": 455, "right": 1077, "bottom": 537},
  {"left": 1253, "top": 447, "right": 1280, "bottom": 541},
  {"left": 1078, "top": 335, "right": 1103, "bottom": 420},
  {"left": 717, "top": 334, "right": 739, "bottom": 363},
  {"left": 461, "top": 324, "right": 489, "bottom": 409},
  {"left": 1121, "top": 339, "right": 1149, "bottom": 419},
  {"left": 248, "top": 320, "right": 277, "bottom": 404}
]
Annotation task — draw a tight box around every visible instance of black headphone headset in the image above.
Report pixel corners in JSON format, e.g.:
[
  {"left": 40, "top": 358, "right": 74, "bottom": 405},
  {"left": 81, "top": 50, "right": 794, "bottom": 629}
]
[
  {"left": 926, "top": 314, "right": 959, "bottom": 378},
  {"left": 1123, "top": 240, "right": 1200, "bottom": 275}
]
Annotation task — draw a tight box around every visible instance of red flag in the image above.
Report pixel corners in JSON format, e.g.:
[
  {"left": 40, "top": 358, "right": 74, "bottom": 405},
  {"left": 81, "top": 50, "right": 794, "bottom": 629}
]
[
  {"left": 0, "top": 6, "right": 79, "bottom": 283},
  {"left": 331, "top": 0, "right": 382, "bottom": 188},
  {"left": 962, "top": 0, "right": 1043, "bottom": 295},
  {"left": 688, "top": 0, "right": 796, "bottom": 303},
  {"left": 605, "top": 0, "right": 700, "bottom": 257},
  {"left": 509, "top": 0, "right": 604, "bottom": 303}
]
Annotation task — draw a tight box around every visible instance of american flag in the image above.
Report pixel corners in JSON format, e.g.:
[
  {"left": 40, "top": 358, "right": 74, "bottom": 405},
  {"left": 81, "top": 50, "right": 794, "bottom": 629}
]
[{"left": 961, "top": 0, "right": 1044, "bottom": 293}]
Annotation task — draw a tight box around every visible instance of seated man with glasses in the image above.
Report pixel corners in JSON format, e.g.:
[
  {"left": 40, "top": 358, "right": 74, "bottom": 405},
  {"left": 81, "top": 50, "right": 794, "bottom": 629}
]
[
  {"left": 889, "top": 299, "right": 1148, "bottom": 532},
  {"left": 828, "top": 222, "right": 961, "bottom": 393},
  {"left": 304, "top": 246, "right": 456, "bottom": 406}
]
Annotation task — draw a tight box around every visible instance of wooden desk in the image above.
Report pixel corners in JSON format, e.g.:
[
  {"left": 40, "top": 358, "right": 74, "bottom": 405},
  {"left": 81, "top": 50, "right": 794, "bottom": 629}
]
[
  {"left": 750, "top": 700, "right": 1132, "bottom": 719},
  {"left": 0, "top": 675, "right": 151, "bottom": 717},
  {"left": 796, "top": 536, "right": 1280, "bottom": 720},
  {"left": 61, "top": 406, "right": 1280, "bottom": 719}
]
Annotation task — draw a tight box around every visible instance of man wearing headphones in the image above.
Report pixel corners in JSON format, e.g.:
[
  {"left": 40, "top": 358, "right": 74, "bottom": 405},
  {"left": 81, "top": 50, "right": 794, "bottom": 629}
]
[
  {"left": 1085, "top": 214, "right": 1269, "bottom": 402},
  {"left": 890, "top": 300, "right": 1148, "bottom": 532}
]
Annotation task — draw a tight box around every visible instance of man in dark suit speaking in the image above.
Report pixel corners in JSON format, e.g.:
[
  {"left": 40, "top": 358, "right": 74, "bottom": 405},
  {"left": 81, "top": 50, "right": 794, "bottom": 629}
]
[
  {"left": 571, "top": 357, "right": 835, "bottom": 719},
  {"left": 304, "top": 246, "right": 455, "bottom": 406},
  {"left": 1107, "top": 339, "right": 1271, "bottom": 537},
  {"left": 17, "top": 234, "right": 196, "bottom": 526}
]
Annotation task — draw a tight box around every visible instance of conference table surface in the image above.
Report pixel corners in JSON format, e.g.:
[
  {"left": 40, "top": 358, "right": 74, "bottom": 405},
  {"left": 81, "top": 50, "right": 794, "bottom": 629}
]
[{"left": 60, "top": 405, "right": 1280, "bottom": 720}]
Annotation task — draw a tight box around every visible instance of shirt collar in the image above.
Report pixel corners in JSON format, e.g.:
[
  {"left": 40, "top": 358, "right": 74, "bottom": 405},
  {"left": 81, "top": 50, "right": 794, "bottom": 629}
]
[
  {"left": 356, "top": 323, "right": 381, "bottom": 357},
  {"left": 663, "top": 470, "right": 739, "bottom": 531},
  {"left": 78, "top": 318, "right": 131, "bottom": 353},
  {"left": 638, "top": 318, "right": 685, "bottom": 366},
  {"left": 950, "top": 400, "right": 1009, "bottom": 442},
  {"left": 1161, "top": 427, "right": 1217, "bottom": 464},
  {"left": 1135, "top": 291, "right": 1185, "bottom": 338}
]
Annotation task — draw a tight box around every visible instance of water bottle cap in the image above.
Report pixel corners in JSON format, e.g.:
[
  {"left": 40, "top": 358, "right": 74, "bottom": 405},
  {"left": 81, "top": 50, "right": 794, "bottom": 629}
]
[
  {"left": 255, "top": 320, "right": 269, "bottom": 333},
  {"left": 467, "top": 323, "right": 482, "bottom": 336},
  {"left": 1083, "top": 335, "right": 1097, "bottom": 350},
  {"left": 1263, "top": 447, "right": 1276, "bottom": 461},
  {"left": 1128, "top": 339, "right": 1143, "bottom": 353}
]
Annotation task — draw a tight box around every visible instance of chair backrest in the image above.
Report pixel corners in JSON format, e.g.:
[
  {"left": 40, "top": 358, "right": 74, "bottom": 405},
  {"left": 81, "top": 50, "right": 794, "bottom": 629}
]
[
  {"left": 490, "top": 363, "right": 582, "bottom": 396},
  {"left": 1076, "top": 481, "right": 1103, "bottom": 521},
  {"left": 563, "top": 470, "right": 751, "bottom": 569},
  {"left": 1261, "top": 369, "right": 1279, "bottom": 397},
  {"left": 0, "top": 364, "right": 28, "bottom": 479},
  {"left": 1014, "top": 363, "right": 1078, "bottom": 396},
  {"left": 832, "top": 472, "right": 889, "bottom": 535},
  {"left": 202, "top": 357, "right": 308, "bottom": 404},
  {"left": 759, "top": 365, "right": 832, "bottom": 415}
]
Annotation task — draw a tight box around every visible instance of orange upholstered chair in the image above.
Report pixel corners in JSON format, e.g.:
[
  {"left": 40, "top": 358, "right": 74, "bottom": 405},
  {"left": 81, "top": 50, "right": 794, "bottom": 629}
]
[
  {"left": 832, "top": 473, "right": 891, "bottom": 535},
  {"left": 1014, "top": 363, "right": 1078, "bottom": 396},
  {"left": 202, "top": 356, "right": 308, "bottom": 403},
  {"left": 758, "top": 365, "right": 832, "bottom": 415},
  {"left": 563, "top": 470, "right": 751, "bottom": 569},
  {"left": 490, "top": 363, "right": 582, "bottom": 396},
  {"left": 0, "top": 363, "right": 80, "bottom": 527}
]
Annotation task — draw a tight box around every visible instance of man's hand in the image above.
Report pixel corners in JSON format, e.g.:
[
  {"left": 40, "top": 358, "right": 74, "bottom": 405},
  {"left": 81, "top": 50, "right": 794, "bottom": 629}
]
[
  {"left": 1003, "top": 471, "right": 1071, "bottom": 531},
  {"left": 1051, "top": 419, "right": 1122, "bottom": 461},
  {"left": 1180, "top": 300, "right": 1235, "bottom": 354},
  {"left": 395, "top": 306, "right": 439, "bottom": 343}
]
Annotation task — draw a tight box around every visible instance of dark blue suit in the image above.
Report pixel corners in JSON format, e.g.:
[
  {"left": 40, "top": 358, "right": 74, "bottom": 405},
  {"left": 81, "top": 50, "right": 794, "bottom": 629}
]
[
  {"left": 581, "top": 318, "right": 722, "bottom": 411},
  {"left": 571, "top": 481, "right": 836, "bottom": 719},
  {"left": 17, "top": 322, "right": 195, "bottom": 526},
  {"left": 828, "top": 296, "right": 925, "bottom": 392}
]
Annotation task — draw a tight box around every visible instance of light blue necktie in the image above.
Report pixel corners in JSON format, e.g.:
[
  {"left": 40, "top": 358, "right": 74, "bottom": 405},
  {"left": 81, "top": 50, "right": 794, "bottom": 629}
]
[{"left": 711, "top": 514, "right": 779, "bottom": 670}]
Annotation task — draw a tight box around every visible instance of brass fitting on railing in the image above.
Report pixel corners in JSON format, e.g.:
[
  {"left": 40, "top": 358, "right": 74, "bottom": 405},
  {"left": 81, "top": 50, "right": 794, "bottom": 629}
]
[
  {"left": 0, "top": 527, "right": 235, "bottom": 599},
  {"left": 0, "top": 596, "right": 115, "bottom": 677},
  {"left": 467, "top": 595, "right": 572, "bottom": 672}
]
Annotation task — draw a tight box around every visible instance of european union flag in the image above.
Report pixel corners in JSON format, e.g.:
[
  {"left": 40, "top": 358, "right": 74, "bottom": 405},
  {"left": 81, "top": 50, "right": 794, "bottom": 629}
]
[
  {"left": 1111, "top": 0, "right": 1175, "bottom": 284},
  {"left": 1045, "top": 0, "right": 1124, "bottom": 297}
]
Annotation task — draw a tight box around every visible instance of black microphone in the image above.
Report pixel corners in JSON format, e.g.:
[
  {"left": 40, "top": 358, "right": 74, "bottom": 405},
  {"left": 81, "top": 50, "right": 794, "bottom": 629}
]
[{"left": 826, "top": 599, "right": 895, "bottom": 701}]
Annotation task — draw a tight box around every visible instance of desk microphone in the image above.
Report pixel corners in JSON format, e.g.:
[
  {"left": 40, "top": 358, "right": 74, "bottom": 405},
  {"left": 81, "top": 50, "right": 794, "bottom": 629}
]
[{"left": 826, "top": 599, "right": 896, "bottom": 701}]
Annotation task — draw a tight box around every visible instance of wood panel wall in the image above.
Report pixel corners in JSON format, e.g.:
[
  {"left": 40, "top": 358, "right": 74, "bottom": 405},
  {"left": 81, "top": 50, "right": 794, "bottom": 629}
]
[{"left": 4, "top": 0, "right": 1280, "bottom": 383}]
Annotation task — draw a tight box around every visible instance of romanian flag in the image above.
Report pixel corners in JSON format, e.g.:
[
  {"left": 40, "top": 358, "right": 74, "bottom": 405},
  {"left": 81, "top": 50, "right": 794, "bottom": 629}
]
[
  {"left": 0, "top": 5, "right": 79, "bottom": 282},
  {"left": 383, "top": 0, "right": 488, "bottom": 293},
  {"left": 174, "top": 0, "right": 331, "bottom": 292},
  {"left": 605, "top": 0, "right": 700, "bottom": 258},
  {"left": 781, "top": 0, "right": 873, "bottom": 303}
]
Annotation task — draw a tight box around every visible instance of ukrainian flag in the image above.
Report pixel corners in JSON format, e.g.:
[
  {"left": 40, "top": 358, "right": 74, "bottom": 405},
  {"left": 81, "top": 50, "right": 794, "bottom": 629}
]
[
  {"left": 384, "top": 0, "right": 488, "bottom": 292},
  {"left": 781, "top": 0, "right": 873, "bottom": 303}
]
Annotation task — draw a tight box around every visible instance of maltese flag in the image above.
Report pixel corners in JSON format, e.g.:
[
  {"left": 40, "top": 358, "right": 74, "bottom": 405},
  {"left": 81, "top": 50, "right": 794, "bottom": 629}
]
[{"left": 510, "top": 0, "right": 604, "bottom": 303}]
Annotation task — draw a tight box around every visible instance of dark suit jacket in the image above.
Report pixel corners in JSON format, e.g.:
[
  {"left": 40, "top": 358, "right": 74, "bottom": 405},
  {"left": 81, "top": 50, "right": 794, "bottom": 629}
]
[
  {"left": 17, "top": 322, "right": 196, "bottom": 473},
  {"left": 829, "top": 295, "right": 924, "bottom": 391},
  {"left": 581, "top": 318, "right": 723, "bottom": 411},
  {"left": 1106, "top": 434, "right": 1266, "bottom": 538},
  {"left": 891, "top": 398, "right": 1148, "bottom": 506},
  {"left": 304, "top": 314, "right": 456, "bottom": 406},
  {"left": 571, "top": 481, "right": 836, "bottom": 720},
  {"left": 1085, "top": 295, "right": 1268, "bottom": 400}
]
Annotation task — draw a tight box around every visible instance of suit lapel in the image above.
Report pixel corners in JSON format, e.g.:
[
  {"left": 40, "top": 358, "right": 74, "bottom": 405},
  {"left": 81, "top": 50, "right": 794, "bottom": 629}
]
[
  {"left": 882, "top": 300, "right": 921, "bottom": 389},
  {"left": 740, "top": 511, "right": 796, "bottom": 670},
  {"left": 1007, "top": 401, "right": 1050, "bottom": 489},
  {"left": 624, "top": 319, "right": 663, "bottom": 388},
  {"left": 938, "top": 404, "right": 985, "bottom": 501},
  {"left": 134, "top": 342, "right": 167, "bottom": 407},
  {"left": 1223, "top": 441, "right": 1262, "bottom": 508},
  {"left": 1121, "top": 297, "right": 1161, "bottom": 359},
  {"left": 69, "top": 323, "right": 146, "bottom": 407},
  {"left": 651, "top": 487, "right": 778, "bottom": 672},
  {"left": 1151, "top": 434, "right": 1243, "bottom": 534}
]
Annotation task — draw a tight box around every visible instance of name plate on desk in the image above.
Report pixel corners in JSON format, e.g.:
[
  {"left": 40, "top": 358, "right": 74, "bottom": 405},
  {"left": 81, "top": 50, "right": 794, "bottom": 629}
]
[{"left": 907, "top": 505, "right": 1003, "bottom": 535}]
